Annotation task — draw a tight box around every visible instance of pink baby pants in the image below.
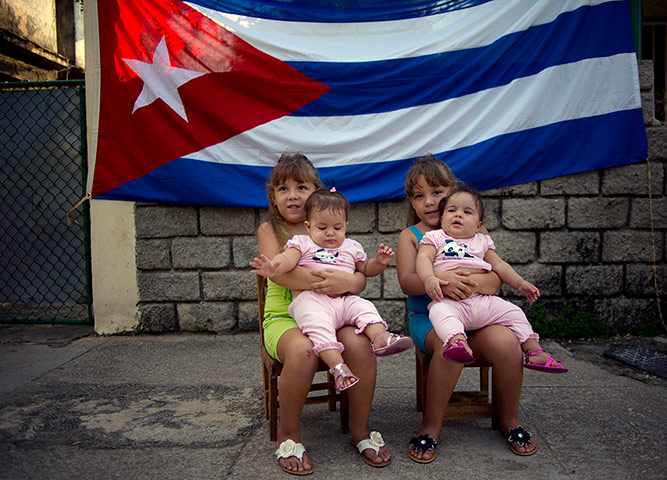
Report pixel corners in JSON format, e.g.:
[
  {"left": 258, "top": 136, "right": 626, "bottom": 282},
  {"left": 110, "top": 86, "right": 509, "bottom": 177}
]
[
  {"left": 289, "top": 290, "right": 386, "bottom": 356},
  {"left": 428, "top": 294, "right": 538, "bottom": 346}
]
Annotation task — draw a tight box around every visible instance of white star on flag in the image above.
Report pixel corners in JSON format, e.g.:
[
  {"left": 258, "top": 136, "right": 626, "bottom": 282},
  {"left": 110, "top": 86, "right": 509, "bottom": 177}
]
[{"left": 122, "top": 36, "right": 206, "bottom": 122}]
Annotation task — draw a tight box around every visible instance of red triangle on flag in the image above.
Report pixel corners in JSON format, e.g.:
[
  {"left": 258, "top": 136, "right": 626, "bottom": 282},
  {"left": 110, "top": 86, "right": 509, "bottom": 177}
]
[{"left": 92, "top": 0, "right": 330, "bottom": 197}]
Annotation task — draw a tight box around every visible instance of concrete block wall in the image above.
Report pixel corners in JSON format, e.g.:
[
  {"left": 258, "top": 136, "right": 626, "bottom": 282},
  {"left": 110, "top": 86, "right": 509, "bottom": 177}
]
[{"left": 133, "top": 61, "right": 666, "bottom": 334}]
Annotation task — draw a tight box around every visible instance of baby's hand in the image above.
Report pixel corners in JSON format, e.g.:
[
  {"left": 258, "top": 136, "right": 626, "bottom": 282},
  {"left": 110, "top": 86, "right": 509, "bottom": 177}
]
[
  {"left": 424, "top": 276, "right": 444, "bottom": 302},
  {"left": 249, "top": 254, "right": 281, "bottom": 278},
  {"left": 517, "top": 281, "right": 540, "bottom": 303},
  {"left": 375, "top": 243, "right": 394, "bottom": 265}
]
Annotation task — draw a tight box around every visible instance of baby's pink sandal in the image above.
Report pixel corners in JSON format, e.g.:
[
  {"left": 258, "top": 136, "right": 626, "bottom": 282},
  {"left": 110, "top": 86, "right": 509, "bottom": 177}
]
[
  {"left": 329, "top": 362, "right": 359, "bottom": 391},
  {"left": 371, "top": 332, "right": 414, "bottom": 357},
  {"left": 443, "top": 339, "right": 475, "bottom": 364},
  {"left": 524, "top": 350, "right": 568, "bottom": 373}
]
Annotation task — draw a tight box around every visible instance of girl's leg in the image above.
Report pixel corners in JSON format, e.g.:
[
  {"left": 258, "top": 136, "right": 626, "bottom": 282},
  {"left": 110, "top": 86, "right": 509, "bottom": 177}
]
[
  {"left": 409, "top": 329, "right": 463, "bottom": 462},
  {"left": 337, "top": 326, "right": 392, "bottom": 466},
  {"left": 275, "top": 328, "right": 319, "bottom": 473},
  {"left": 467, "top": 324, "right": 538, "bottom": 455}
]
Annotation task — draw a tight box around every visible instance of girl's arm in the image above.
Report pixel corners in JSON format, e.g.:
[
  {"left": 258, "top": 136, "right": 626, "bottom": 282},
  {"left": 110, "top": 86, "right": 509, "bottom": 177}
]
[
  {"left": 396, "top": 228, "right": 430, "bottom": 295},
  {"left": 416, "top": 244, "right": 446, "bottom": 302},
  {"left": 485, "top": 249, "right": 540, "bottom": 302}
]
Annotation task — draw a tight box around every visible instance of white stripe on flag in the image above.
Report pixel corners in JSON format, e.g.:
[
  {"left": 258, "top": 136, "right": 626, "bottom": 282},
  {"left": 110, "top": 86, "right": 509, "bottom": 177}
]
[
  {"left": 188, "top": 0, "right": 614, "bottom": 62},
  {"left": 183, "top": 53, "right": 640, "bottom": 167}
]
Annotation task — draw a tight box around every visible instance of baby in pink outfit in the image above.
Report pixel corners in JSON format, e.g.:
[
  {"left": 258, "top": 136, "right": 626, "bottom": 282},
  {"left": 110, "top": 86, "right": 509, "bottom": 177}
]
[
  {"left": 251, "top": 188, "right": 413, "bottom": 391},
  {"left": 416, "top": 184, "right": 567, "bottom": 373}
]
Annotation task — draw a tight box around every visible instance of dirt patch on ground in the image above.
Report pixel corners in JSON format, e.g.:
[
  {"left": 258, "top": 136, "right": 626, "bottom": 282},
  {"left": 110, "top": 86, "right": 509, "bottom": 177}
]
[{"left": 559, "top": 334, "right": 667, "bottom": 386}]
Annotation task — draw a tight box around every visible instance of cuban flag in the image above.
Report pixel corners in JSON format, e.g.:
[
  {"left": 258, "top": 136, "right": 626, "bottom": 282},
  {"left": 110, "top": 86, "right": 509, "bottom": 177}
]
[{"left": 85, "top": 0, "right": 647, "bottom": 208}]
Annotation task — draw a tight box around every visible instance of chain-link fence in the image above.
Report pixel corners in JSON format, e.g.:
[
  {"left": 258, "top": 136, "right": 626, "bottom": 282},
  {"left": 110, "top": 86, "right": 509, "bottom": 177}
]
[{"left": 1, "top": 80, "right": 92, "bottom": 324}]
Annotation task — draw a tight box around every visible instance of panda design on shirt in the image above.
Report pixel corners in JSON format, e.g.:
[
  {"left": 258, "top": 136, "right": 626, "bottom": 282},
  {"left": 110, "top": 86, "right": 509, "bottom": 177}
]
[
  {"left": 441, "top": 239, "right": 475, "bottom": 259},
  {"left": 312, "top": 248, "right": 339, "bottom": 264}
]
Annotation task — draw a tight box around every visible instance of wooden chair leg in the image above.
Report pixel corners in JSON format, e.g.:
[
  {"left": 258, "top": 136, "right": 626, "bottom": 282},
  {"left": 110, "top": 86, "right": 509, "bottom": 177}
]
[
  {"left": 340, "top": 390, "right": 350, "bottom": 434},
  {"left": 269, "top": 374, "right": 278, "bottom": 442},
  {"left": 416, "top": 349, "right": 496, "bottom": 427},
  {"left": 327, "top": 371, "right": 337, "bottom": 411},
  {"left": 262, "top": 367, "right": 270, "bottom": 420},
  {"left": 415, "top": 349, "right": 429, "bottom": 412}
]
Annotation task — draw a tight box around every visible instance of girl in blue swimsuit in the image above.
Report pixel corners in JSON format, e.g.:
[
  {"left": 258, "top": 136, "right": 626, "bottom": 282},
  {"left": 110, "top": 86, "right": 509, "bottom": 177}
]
[{"left": 396, "top": 155, "right": 539, "bottom": 460}]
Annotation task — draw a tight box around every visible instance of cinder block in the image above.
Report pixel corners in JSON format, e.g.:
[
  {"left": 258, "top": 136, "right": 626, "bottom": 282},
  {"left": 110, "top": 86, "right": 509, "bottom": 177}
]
[
  {"left": 202, "top": 271, "right": 256, "bottom": 300},
  {"left": 138, "top": 271, "right": 200, "bottom": 302},
  {"left": 630, "top": 198, "right": 667, "bottom": 229},
  {"left": 378, "top": 200, "right": 407, "bottom": 232},
  {"left": 540, "top": 231, "right": 601, "bottom": 263},
  {"left": 626, "top": 263, "right": 667, "bottom": 295},
  {"left": 568, "top": 198, "right": 629, "bottom": 229},
  {"left": 136, "top": 239, "right": 171, "bottom": 270},
  {"left": 565, "top": 265, "right": 623, "bottom": 295},
  {"left": 172, "top": 237, "right": 230, "bottom": 269},
  {"left": 479, "top": 197, "right": 500, "bottom": 231},
  {"left": 348, "top": 202, "right": 376, "bottom": 233},
  {"left": 500, "top": 263, "right": 562, "bottom": 297},
  {"left": 482, "top": 182, "right": 537, "bottom": 196},
  {"left": 178, "top": 302, "right": 236, "bottom": 332},
  {"left": 602, "top": 162, "right": 663, "bottom": 195},
  {"left": 503, "top": 198, "right": 564, "bottom": 229},
  {"left": 374, "top": 300, "right": 408, "bottom": 333},
  {"left": 135, "top": 205, "right": 198, "bottom": 238},
  {"left": 490, "top": 230, "right": 536, "bottom": 263},
  {"left": 238, "top": 301, "right": 260, "bottom": 332},
  {"left": 233, "top": 237, "right": 259, "bottom": 268},
  {"left": 602, "top": 231, "right": 662, "bottom": 262},
  {"left": 200, "top": 207, "right": 257, "bottom": 235},
  {"left": 137, "top": 304, "right": 178, "bottom": 333},
  {"left": 540, "top": 171, "right": 599, "bottom": 195},
  {"left": 382, "top": 267, "right": 407, "bottom": 299}
]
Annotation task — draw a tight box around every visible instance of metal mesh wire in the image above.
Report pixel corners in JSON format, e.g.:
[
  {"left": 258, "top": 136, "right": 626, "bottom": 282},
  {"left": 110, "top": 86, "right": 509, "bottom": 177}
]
[{"left": 0, "top": 81, "right": 92, "bottom": 324}]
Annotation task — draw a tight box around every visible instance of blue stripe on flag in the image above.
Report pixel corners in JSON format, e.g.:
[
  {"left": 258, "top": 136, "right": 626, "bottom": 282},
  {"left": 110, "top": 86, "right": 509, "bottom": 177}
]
[
  {"left": 97, "top": 107, "right": 646, "bottom": 208},
  {"left": 288, "top": 2, "right": 634, "bottom": 116},
  {"left": 187, "top": 0, "right": 492, "bottom": 22},
  {"left": 443, "top": 109, "right": 648, "bottom": 190}
]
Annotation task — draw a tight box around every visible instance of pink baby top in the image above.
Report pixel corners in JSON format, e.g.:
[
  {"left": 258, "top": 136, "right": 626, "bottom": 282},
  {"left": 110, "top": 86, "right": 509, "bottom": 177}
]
[
  {"left": 421, "top": 229, "right": 494, "bottom": 272},
  {"left": 284, "top": 235, "right": 367, "bottom": 274}
]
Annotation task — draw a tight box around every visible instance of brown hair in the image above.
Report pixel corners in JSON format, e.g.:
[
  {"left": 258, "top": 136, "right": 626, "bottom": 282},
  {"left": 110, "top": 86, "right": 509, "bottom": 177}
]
[
  {"left": 305, "top": 188, "right": 349, "bottom": 221},
  {"left": 266, "top": 153, "right": 323, "bottom": 242},
  {"left": 438, "top": 183, "right": 485, "bottom": 221},
  {"left": 404, "top": 154, "right": 457, "bottom": 226}
]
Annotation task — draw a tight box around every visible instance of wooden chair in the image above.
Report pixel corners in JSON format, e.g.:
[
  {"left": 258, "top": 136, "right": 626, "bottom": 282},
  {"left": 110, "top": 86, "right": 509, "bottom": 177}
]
[
  {"left": 256, "top": 275, "right": 350, "bottom": 441},
  {"left": 415, "top": 348, "right": 499, "bottom": 429}
]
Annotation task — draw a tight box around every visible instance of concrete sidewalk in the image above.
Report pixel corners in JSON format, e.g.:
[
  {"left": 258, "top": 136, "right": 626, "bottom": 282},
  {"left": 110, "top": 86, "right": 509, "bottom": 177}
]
[{"left": 0, "top": 324, "right": 665, "bottom": 480}]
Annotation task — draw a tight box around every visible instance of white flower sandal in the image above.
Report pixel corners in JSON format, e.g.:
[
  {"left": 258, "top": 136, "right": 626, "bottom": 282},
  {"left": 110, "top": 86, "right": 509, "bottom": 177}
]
[
  {"left": 352, "top": 431, "right": 391, "bottom": 467},
  {"left": 275, "top": 439, "right": 313, "bottom": 476}
]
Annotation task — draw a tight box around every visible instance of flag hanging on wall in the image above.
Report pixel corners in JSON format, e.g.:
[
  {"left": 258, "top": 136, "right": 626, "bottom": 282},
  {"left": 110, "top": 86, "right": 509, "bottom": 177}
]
[{"left": 85, "top": 0, "right": 647, "bottom": 208}]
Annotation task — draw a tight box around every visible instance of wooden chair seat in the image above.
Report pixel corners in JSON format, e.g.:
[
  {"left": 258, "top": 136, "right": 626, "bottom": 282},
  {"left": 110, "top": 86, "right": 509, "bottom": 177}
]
[
  {"left": 415, "top": 348, "right": 499, "bottom": 428},
  {"left": 257, "top": 275, "right": 349, "bottom": 441}
]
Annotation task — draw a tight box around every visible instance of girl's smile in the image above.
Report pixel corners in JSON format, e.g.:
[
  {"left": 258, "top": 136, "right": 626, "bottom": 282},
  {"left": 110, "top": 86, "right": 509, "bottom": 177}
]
[
  {"left": 274, "top": 178, "right": 317, "bottom": 224},
  {"left": 409, "top": 175, "right": 450, "bottom": 228}
]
